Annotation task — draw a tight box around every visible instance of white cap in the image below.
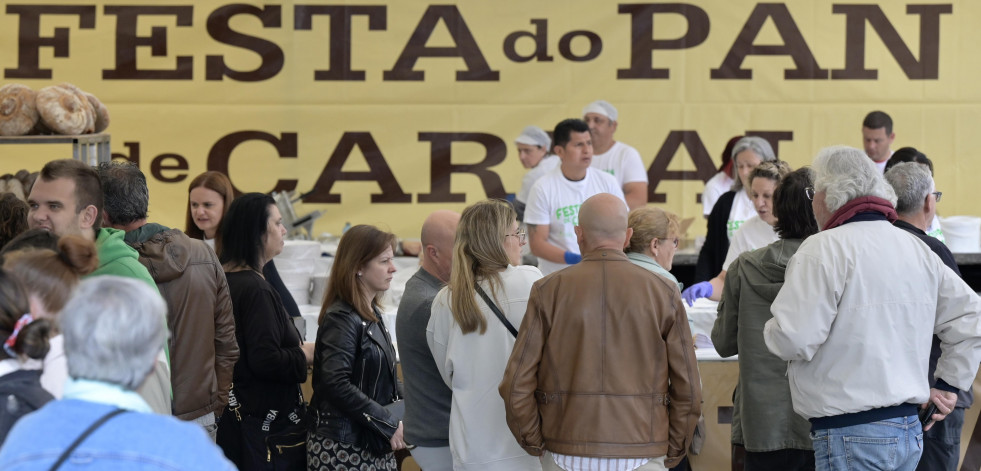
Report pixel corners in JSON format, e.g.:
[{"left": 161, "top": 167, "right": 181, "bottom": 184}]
[
  {"left": 515, "top": 126, "right": 551, "bottom": 148},
  {"left": 582, "top": 100, "right": 618, "bottom": 122}
]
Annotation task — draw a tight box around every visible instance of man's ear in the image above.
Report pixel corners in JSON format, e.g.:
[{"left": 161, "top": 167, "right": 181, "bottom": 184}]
[
  {"left": 79, "top": 205, "right": 99, "bottom": 230},
  {"left": 623, "top": 227, "right": 633, "bottom": 250}
]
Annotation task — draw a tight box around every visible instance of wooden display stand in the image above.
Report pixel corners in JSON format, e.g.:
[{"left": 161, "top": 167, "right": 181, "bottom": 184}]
[{"left": 0, "top": 133, "right": 111, "bottom": 165}]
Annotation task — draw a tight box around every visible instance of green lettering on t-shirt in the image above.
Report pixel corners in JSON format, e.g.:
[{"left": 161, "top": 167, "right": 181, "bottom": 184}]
[
  {"left": 555, "top": 204, "right": 582, "bottom": 225},
  {"left": 604, "top": 169, "right": 615, "bottom": 176},
  {"left": 726, "top": 219, "right": 745, "bottom": 239}
]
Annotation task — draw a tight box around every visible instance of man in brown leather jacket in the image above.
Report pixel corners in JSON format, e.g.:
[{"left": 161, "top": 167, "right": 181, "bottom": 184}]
[
  {"left": 97, "top": 161, "right": 239, "bottom": 440},
  {"left": 500, "top": 193, "right": 701, "bottom": 470}
]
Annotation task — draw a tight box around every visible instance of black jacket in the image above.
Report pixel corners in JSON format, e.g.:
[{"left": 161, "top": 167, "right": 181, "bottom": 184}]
[
  {"left": 0, "top": 369, "right": 53, "bottom": 445},
  {"left": 310, "top": 299, "right": 401, "bottom": 453},
  {"left": 695, "top": 190, "right": 736, "bottom": 282}
]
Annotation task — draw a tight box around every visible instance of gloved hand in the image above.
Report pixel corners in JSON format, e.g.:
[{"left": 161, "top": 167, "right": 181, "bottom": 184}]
[
  {"left": 564, "top": 251, "right": 582, "bottom": 265},
  {"left": 681, "top": 281, "right": 712, "bottom": 307}
]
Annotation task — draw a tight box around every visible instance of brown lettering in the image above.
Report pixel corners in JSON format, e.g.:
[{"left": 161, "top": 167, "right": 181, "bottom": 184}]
[
  {"left": 557, "top": 30, "right": 602, "bottom": 62},
  {"left": 503, "top": 19, "right": 553, "bottom": 63},
  {"left": 205, "top": 4, "right": 284, "bottom": 82},
  {"left": 111, "top": 141, "right": 141, "bottom": 166},
  {"left": 102, "top": 6, "right": 193, "bottom": 80},
  {"left": 4, "top": 5, "right": 96, "bottom": 79},
  {"left": 150, "top": 153, "right": 189, "bottom": 183},
  {"left": 417, "top": 132, "right": 507, "bottom": 203},
  {"left": 207, "top": 131, "right": 299, "bottom": 195},
  {"left": 295, "top": 5, "right": 387, "bottom": 81},
  {"left": 383, "top": 5, "right": 499, "bottom": 81},
  {"left": 647, "top": 131, "right": 717, "bottom": 204},
  {"left": 710, "top": 4, "right": 828, "bottom": 80},
  {"left": 618, "top": 3, "right": 709, "bottom": 79},
  {"left": 831, "top": 4, "right": 952, "bottom": 80},
  {"left": 304, "top": 132, "right": 411, "bottom": 204}
]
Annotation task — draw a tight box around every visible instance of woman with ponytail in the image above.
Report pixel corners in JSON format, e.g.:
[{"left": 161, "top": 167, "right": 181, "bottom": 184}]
[
  {"left": 0, "top": 270, "right": 53, "bottom": 445},
  {"left": 427, "top": 199, "right": 543, "bottom": 470},
  {"left": 3, "top": 234, "right": 98, "bottom": 398}
]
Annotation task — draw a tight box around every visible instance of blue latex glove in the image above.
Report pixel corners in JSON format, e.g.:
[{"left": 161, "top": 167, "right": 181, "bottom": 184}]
[
  {"left": 564, "top": 251, "right": 582, "bottom": 265},
  {"left": 681, "top": 281, "right": 712, "bottom": 307}
]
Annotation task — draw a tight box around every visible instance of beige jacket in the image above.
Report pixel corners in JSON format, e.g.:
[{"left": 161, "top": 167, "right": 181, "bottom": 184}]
[{"left": 500, "top": 249, "right": 701, "bottom": 468}]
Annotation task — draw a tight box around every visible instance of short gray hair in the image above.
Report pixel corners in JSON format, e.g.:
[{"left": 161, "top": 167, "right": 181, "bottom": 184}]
[
  {"left": 96, "top": 161, "right": 149, "bottom": 225},
  {"left": 731, "top": 136, "right": 776, "bottom": 191},
  {"left": 61, "top": 276, "right": 166, "bottom": 390},
  {"left": 813, "top": 146, "right": 897, "bottom": 214},
  {"left": 885, "top": 161, "right": 933, "bottom": 216}
]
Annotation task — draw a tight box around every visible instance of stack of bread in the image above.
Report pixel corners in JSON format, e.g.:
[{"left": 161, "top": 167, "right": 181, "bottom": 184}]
[{"left": 0, "top": 82, "right": 110, "bottom": 136}]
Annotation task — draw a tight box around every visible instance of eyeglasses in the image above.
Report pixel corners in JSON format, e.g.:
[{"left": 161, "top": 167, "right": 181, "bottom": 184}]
[
  {"left": 805, "top": 186, "right": 815, "bottom": 201},
  {"left": 657, "top": 238, "right": 679, "bottom": 248},
  {"left": 505, "top": 231, "right": 527, "bottom": 244},
  {"left": 932, "top": 191, "right": 942, "bottom": 203}
]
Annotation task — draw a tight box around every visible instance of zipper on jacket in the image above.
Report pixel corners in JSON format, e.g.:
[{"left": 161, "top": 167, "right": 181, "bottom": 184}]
[
  {"left": 359, "top": 358, "right": 367, "bottom": 390},
  {"left": 363, "top": 411, "right": 399, "bottom": 429}
]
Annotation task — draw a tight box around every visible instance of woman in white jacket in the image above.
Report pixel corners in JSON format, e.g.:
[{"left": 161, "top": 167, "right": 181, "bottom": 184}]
[{"left": 427, "top": 199, "right": 543, "bottom": 471}]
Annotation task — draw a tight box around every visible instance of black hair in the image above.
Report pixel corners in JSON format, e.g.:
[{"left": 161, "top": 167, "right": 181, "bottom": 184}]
[
  {"left": 773, "top": 167, "right": 818, "bottom": 240},
  {"left": 97, "top": 161, "right": 149, "bottom": 225},
  {"left": 863, "top": 111, "right": 893, "bottom": 135},
  {"left": 219, "top": 193, "right": 276, "bottom": 272},
  {"left": 552, "top": 118, "right": 590, "bottom": 149},
  {"left": 885, "top": 146, "right": 934, "bottom": 174}
]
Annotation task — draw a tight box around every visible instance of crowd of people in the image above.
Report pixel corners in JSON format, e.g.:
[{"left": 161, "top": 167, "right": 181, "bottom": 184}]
[{"left": 0, "top": 104, "right": 975, "bottom": 471}]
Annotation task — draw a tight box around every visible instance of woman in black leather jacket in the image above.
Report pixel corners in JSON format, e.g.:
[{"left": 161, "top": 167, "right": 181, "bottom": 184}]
[{"left": 308, "top": 224, "right": 405, "bottom": 470}]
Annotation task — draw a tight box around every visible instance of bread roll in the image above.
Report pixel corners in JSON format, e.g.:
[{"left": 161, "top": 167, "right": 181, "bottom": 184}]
[
  {"left": 0, "top": 84, "right": 39, "bottom": 136},
  {"left": 36, "top": 83, "right": 94, "bottom": 135},
  {"left": 84, "top": 92, "right": 110, "bottom": 133}
]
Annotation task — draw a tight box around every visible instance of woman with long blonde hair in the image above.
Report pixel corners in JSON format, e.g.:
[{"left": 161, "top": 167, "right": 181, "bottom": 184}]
[{"left": 427, "top": 199, "right": 543, "bottom": 470}]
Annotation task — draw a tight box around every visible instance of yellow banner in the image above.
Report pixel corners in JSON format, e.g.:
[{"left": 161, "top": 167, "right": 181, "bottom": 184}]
[{"left": 0, "top": 0, "right": 976, "bottom": 238}]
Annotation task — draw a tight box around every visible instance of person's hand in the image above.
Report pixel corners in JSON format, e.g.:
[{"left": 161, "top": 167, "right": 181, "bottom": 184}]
[
  {"left": 564, "top": 251, "right": 582, "bottom": 265},
  {"left": 301, "top": 342, "right": 315, "bottom": 365},
  {"left": 681, "top": 281, "right": 713, "bottom": 307},
  {"left": 922, "top": 388, "right": 957, "bottom": 431},
  {"left": 390, "top": 421, "right": 406, "bottom": 450}
]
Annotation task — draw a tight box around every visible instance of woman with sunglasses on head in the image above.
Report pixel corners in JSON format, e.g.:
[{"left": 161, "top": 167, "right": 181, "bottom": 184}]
[
  {"left": 427, "top": 199, "right": 543, "bottom": 470},
  {"left": 711, "top": 168, "right": 819, "bottom": 470}
]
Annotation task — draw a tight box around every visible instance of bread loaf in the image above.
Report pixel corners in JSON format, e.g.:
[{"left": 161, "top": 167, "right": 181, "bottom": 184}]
[
  {"left": 0, "top": 84, "right": 39, "bottom": 136},
  {"left": 36, "top": 83, "right": 95, "bottom": 135},
  {"left": 84, "top": 92, "right": 110, "bottom": 133}
]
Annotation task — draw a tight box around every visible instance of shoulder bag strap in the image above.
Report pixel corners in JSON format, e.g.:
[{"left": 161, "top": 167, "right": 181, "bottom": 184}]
[
  {"left": 474, "top": 284, "right": 518, "bottom": 338},
  {"left": 49, "top": 408, "right": 126, "bottom": 471}
]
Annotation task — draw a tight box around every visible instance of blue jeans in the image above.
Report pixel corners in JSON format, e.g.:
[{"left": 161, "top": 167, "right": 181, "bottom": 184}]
[{"left": 811, "top": 415, "right": 923, "bottom": 471}]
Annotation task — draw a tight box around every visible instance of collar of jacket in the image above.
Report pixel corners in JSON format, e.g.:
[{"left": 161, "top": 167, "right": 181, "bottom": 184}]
[{"left": 580, "top": 248, "right": 629, "bottom": 262}]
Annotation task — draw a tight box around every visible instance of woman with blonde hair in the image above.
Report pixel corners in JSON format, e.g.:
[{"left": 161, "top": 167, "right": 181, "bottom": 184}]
[
  {"left": 427, "top": 199, "right": 543, "bottom": 470},
  {"left": 309, "top": 224, "right": 404, "bottom": 470},
  {"left": 3, "top": 235, "right": 98, "bottom": 398},
  {"left": 625, "top": 207, "right": 683, "bottom": 292}
]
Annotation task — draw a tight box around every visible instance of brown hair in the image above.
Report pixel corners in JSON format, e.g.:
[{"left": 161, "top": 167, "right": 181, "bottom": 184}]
[
  {"left": 38, "top": 160, "right": 103, "bottom": 234},
  {"left": 185, "top": 171, "right": 234, "bottom": 253},
  {"left": 319, "top": 225, "right": 397, "bottom": 325},
  {"left": 448, "top": 200, "right": 514, "bottom": 334},
  {"left": 626, "top": 207, "right": 681, "bottom": 255},
  {"left": 0, "top": 270, "right": 50, "bottom": 360},
  {"left": 0, "top": 193, "right": 28, "bottom": 249},
  {"left": 3, "top": 234, "right": 98, "bottom": 316}
]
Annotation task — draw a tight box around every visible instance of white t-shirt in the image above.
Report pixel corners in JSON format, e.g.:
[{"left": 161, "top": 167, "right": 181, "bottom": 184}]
[
  {"left": 927, "top": 214, "right": 946, "bottom": 243},
  {"left": 727, "top": 190, "right": 757, "bottom": 240},
  {"left": 723, "top": 215, "right": 779, "bottom": 271},
  {"left": 703, "top": 171, "right": 734, "bottom": 217},
  {"left": 516, "top": 155, "right": 560, "bottom": 204},
  {"left": 591, "top": 141, "right": 648, "bottom": 188},
  {"left": 524, "top": 167, "right": 625, "bottom": 275}
]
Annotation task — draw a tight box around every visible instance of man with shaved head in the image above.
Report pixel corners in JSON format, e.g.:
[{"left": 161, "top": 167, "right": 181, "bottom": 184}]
[
  {"left": 501, "top": 193, "right": 701, "bottom": 471},
  {"left": 396, "top": 210, "right": 461, "bottom": 470}
]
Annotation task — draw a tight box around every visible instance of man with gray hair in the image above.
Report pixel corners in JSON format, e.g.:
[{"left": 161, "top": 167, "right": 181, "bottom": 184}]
[
  {"left": 583, "top": 100, "right": 649, "bottom": 210},
  {"left": 0, "top": 276, "right": 234, "bottom": 469},
  {"left": 97, "top": 161, "right": 238, "bottom": 440},
  {"left": 886, "top": 161, "right": 971, "bottom": 470},
  {"left": 764, "top": 146, "right": 981, "bottom": 470}
]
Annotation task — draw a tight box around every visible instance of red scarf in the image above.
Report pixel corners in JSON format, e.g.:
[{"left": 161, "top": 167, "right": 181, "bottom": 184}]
[{"left": 822, "top": 196, "right": 898, "bottom": 231}]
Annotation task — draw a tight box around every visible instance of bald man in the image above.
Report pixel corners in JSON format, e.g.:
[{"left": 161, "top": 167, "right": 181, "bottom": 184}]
[
  {"left": 395, "top": 210, "right": 460, "bottom": 470},
  {"left": 501, "top": 194, "right": 701, "bottom": 471}
]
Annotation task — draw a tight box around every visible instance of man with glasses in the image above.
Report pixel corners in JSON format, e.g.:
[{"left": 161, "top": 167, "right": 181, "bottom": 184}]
[
  {"left": 885, "top": 162, "right": 970, "bottom": 471},
  {"left": 765, "top": 146, "right": 981, "bottom": 471}
]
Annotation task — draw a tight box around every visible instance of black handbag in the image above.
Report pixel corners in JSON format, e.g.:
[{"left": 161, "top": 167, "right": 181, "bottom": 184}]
[{"left": 219, "top": 383, "right": 307, "bottom": 471}]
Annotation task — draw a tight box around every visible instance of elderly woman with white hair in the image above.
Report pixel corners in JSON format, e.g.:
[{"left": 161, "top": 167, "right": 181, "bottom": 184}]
[
  {"left": 764, "top": 146, "right": 981, "bottom": 471},
  {"left": 694, "top": 136, "right": 777, "bottom": 283},
  {"left": 0, "top": 276, "right": 234, "bottom": 469}
]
